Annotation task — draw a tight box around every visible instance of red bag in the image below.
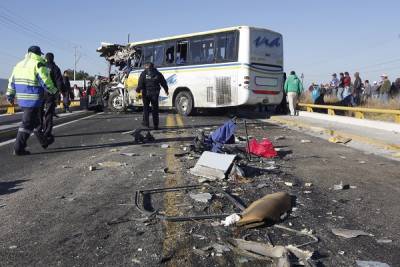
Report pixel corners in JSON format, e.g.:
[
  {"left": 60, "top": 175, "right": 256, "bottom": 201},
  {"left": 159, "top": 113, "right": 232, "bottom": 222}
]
[{"left": 248, "top": 138, "right": 278, "bottom": 158}]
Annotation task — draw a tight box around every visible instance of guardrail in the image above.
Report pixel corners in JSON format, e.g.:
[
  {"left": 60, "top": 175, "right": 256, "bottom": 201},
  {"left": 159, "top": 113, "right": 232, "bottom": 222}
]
[
  {"left": 0, "top": 101, "right": 81, "bottom": 115},
  {"left": 298, "top": 103, "right": 400, "bottom": 123}
]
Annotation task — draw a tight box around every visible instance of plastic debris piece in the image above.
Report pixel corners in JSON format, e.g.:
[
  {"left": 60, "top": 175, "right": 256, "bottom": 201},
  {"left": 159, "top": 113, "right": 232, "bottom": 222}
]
[
  {"left": 190, "top": 151, "right": 236, "bottom": 181},
  {"left": 274, "top": 136, "right": 285, "bottom": 141},
  {"left": 231, "top": 239, "right": 313, "bottom": 264},
  {"left": 237, "top": 192, "right": 291, "bottom": 228},
  {"left": 284, "top": 182, "right": 295, "bottom": 187},
  {"left": 89, "top": 166, "right": 96, "bottom": 171},
  {"left": 305, "top": 183, "right": 313, "bottom": 187},
  {"left": 221, "top": 213, "right": 241, "bottom": 227},
  {"left": 356, "top": 260, "right": 390, "bottom": 267},
  {"left": 248, "top": 138, "right": 278, "bottom": 158},
  {"left": 161, "top": 144, "right": 170, "bottom": 148},
  {"left": 257, "top": 183, "right": 268, "bottom": 189},
  {"left": 189, "top": 192, "right": 212, "bottom": 203},
  {"left": 212, "top": 243, "right": 231, "bottom": 253},
  {"left": 329, "top": 136, "right": 352, "bottom": 144},
  {"left": 300, "top": 139, "right": 312, "bottom": 143},
  {"left": 333, "top": 181, "right": 350, "bottom": 190},
  {"left": 331, "top": 228, "right": 373, "bottom": 238},
  {"left": 376, "top": 239, "right": 392, "bottom": 244},
  {"left": 120, "top": 152, "right": 138, "bottom": 157}
]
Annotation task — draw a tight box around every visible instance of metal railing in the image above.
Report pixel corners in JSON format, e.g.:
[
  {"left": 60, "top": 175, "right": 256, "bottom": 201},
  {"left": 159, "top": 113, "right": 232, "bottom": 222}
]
[{"left": 298, "top": 103, "right": 400, "bottom": 123}]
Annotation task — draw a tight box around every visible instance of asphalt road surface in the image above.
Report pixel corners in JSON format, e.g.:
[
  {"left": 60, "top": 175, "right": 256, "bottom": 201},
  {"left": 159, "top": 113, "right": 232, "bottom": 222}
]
[{"left": 0, "top": 111, "right": 399, "bottom": 266}]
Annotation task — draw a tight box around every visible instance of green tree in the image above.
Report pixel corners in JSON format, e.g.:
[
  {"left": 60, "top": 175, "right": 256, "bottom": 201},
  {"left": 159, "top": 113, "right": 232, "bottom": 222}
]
[{"left": 63, "top": 69, "right": 94, "bottom": 81}]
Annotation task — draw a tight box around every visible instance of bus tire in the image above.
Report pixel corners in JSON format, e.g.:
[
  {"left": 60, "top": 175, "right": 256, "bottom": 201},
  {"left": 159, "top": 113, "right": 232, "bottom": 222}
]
[
  {"left": 108, "top": 91, "right": 126, "bottom": 112},
  {"left": 175, "top": 91, "right": 194, "bottom": 116}
]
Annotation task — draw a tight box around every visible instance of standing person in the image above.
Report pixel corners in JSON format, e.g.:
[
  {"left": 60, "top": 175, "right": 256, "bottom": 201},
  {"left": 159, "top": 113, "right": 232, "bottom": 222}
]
[
  {"left": 353, "top": 72, "right": 362, "bottom": 105},
  {"left": 73, "top": 84, "right": 80, "bottom": 100},
  {"left": 6, "top": 46, "right": 57, "bottom": 155},
  {"left": 372, "top": 81, "right": 380, "bottom": 98},
  {"left": 136, "top": 62, "right": 169, "bottom": 130},
  {"left": 379, "top": 74, "right": 391, "bottom": 103},
  {"left": 40, "top": 52, "right": 63, "bottom": 144},
  {"left": 342, "top": 72, "right": 352, "bottom": 99},
  {"left": 62, "top": 71, "right": 72, "bottom": 112},
  {"left": 363, "top": 80, "right": 373, "bottom": 101},
  {"left": 337, "top": 72, "right": 345, "bottom": 100},
  {"left": 330, "top": 73, "right": 339, "bottom": 97},
  {"left": 284, "top": 71, "right": 303, "bottom": 116}
]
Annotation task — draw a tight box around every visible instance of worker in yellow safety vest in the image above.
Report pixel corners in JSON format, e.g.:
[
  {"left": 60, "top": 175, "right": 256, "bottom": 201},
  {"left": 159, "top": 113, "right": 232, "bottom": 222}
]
[{"left": 6, "top": 46, "right": 58, "bottom": 156}]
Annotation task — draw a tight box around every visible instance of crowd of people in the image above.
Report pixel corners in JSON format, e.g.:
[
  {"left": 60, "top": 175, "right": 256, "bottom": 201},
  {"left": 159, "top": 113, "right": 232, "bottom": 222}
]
[{"left": 307, "top": 72, "right": 400, "bottom": 106}]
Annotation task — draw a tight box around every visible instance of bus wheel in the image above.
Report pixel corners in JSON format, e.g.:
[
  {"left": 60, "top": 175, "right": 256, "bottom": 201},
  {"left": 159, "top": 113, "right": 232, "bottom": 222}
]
[
  {"left": 175, "top": 91, "right": 194, "bottom": 116},
  {"left": 108, "top": 91, "right": 126, "bottom": 112}
]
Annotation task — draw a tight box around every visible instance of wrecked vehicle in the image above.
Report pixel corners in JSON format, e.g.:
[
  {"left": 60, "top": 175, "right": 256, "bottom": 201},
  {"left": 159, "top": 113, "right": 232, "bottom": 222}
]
[{"left": 97, "top": 26, "right": 284, "bottom": 115}]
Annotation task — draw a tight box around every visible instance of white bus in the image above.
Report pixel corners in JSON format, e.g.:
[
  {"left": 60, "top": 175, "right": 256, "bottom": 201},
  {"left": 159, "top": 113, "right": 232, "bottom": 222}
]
[{"left": 125, "top": 26, "right": 284, "bottom": 115}]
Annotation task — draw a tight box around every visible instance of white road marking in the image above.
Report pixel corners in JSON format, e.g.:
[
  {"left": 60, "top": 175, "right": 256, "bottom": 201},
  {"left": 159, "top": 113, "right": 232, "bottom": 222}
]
[{"left": 0, "top": 112, "right": 101, "bottom": 148}]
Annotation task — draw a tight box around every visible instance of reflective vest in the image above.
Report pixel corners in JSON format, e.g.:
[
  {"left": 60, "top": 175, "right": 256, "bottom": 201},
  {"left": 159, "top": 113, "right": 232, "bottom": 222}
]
[{"left": 7, "top": 53, "right": 57, "bottom": 108}]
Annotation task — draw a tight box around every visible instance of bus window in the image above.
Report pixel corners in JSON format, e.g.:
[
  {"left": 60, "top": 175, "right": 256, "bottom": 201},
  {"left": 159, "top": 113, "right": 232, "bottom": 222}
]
[
  {"left": 165, "top": 43, "right": 175, "bottom": 65},
  {"left": 190, "top": 36, "right": 215, "bottom": 64},
  {"left": 176, "top": 41, "right": 188, "bottom": 65},
  {"left": 144, "top": 45, "right": 154, "bottom": 64},
  {"left": 153, "top": 44, "right": 164, "bottom": 67},
  {"left": 216, "top": 32, "right": 237, "bottom": 62}
]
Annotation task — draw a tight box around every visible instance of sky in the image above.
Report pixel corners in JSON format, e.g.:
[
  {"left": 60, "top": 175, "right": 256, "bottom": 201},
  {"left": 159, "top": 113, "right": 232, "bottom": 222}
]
[{"left": 0, "top": 0, "right": 399, "bottom": 86}]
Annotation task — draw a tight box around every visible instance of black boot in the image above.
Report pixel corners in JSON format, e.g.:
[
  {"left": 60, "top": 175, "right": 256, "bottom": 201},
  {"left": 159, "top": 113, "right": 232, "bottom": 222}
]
[{"left": 34, "top": 130, "right": 49, "bottom": 149}]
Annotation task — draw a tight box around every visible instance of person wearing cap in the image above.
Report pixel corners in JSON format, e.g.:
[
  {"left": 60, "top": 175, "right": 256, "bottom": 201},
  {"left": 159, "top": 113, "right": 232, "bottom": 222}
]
[
  {"left": 6, "top": 46, "right": 57, "bottom": 155},
  {"left": 379, "top": 74, "right": 391, "bottom": 103},
  {"left": 39, "top": 52, "right": 63, "bottom": 145},
  {"left": 136, "top": 62, "right": 169, "bottom": 130}
]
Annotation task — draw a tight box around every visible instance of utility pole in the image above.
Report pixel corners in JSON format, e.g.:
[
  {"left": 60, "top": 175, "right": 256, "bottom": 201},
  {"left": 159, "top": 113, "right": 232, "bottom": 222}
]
[
  {"left": 127, "top": 33, "right": 130, "bottom": 43},
  {"left": 73, "top": 46, "right": 81, "bottom": 81}
]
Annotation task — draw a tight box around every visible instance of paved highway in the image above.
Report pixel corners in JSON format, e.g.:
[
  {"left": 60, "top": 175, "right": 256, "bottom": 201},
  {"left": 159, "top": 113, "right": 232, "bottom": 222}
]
[{"left": 0, "top": 111, "right": 398, "bottom": 266}]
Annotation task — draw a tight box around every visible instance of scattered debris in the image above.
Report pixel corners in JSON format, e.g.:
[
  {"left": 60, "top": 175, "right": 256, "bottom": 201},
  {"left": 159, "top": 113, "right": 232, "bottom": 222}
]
[
  {"left": 230, "top": 239, "right": 313, "bottom": 265},
  {"left": 237, "top": 192, "right": 291, "bottom": 228},
  {"left": 331, "top": 228, "right": 373, "bottom": 239},
  {"left": 137, "top": 248, "right": 143, "bottom": 252},
  {"left": 359, "top": 160, "right": 367, "bottom": 164},
  {"left": 163, "top": 167, "right": 174, "bottom": 174},
  {"left": 300, "top": 139, "right": 312, "bottom": 143},
  {"left": 89, "top": 165, "right": 96, "bottom": 171},
  {"left": 161, "top": 144, "right": 170, "bottom": 149},
  {"left": 228, "top": 164, "right": 246, "bottom": 182},
  {"left": 149, "top": 153, "right": 156, "bottom": 157},
  {"left": 212, "top": 243, "right": 231, "bottom": 253},
  {"left": 98, "top": 161, "right": 123, "bottom": 168},
  {"left": 284, "top": 182, "right": 295, "bottom": 187},
  {"left": 376, "top": 239, "right": 392, "bottom": 244},
  {"left": 9, "top": 245, "right": 17, "bottom": 249},
  {"left": 221, "top": 213, "right": 241, "bottom": 226},
  {"left": 189, "top": 192, "right": 213, "bottom": 203},
  {"left": 333, "top": 181, "right": 350, "bottom": 190},
  {"left": 305, "top": 182, "right": 313, "bottom": 187},
  {"left": 256, "top": 183, "right": 268, "bottom": 189},
  {"left": 109, "top": 148, "right": 119, "bottom": 152},
  {"left": 329, "top": 136, "right": 352, "bottom": 144},
  {"left": 248, "top": 138, "right": 278, "bottom": 158},
  {"left": 274, "top": 136, "right": 285, "bottom": 141},
  {"left": 120, "top": 152, "right": 138, "bottom": 157},
  {"left": 190, "top": 151, "right": 236, "bottom": 181},
  {"left": 356, "top": 260, "right": 390, "bottom": 267}
]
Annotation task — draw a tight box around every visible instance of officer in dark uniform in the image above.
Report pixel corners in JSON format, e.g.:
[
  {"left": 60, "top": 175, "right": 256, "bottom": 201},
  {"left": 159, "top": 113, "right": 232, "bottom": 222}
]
[
  {"left": 40, "top": 52, "right": 63, "bottom": 145},
  {"left": 136, "top": 62, "right": 169, "bottom": 130}
]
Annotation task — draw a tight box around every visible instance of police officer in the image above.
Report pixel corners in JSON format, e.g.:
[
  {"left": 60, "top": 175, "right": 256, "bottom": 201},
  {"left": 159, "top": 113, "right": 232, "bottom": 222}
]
[
  {"left": 40, "top": 52, "right": 63, "bottom": 144},
  {"left": 136, "top": 62, "right": 169, "bottom": 130},
  {"left": 6, "top": 46, "right": 57, "bottom": 156}
]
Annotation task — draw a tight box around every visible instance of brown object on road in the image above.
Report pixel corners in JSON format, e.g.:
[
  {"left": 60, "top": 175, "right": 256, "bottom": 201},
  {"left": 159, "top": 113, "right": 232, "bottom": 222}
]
[{"left": 237, "top": 192, "right": 291, "bottom": 228}]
